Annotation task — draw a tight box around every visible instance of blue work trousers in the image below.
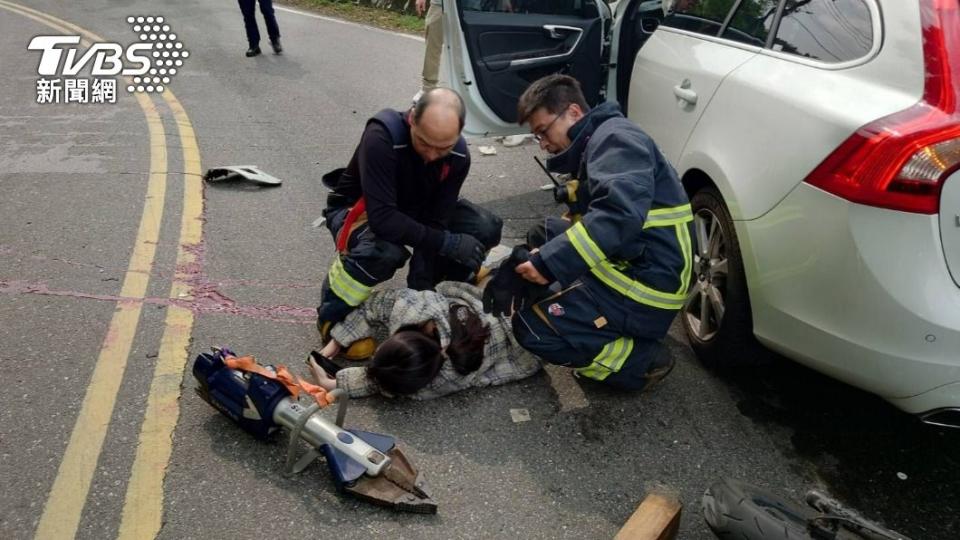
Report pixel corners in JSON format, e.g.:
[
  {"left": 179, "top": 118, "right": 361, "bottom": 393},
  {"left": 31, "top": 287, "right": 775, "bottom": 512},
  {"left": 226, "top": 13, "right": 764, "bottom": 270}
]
[{"left": 238, "top": 0, "right": 280, "bottom": 47}]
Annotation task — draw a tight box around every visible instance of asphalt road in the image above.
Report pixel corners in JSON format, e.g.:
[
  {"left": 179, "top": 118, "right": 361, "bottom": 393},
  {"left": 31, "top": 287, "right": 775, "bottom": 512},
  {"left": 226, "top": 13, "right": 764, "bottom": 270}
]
[{"left": 1, "top": 1, "right": 958, "bottom": 539}]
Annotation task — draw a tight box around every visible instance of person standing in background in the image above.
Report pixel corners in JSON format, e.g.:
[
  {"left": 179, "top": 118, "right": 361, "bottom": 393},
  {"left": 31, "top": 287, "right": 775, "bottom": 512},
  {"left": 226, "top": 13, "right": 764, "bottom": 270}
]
[
  {"left": 416, "top": 0, "right": 443, "bottom": 98},
  {"left": 238, "top": 0, "right": 283, "bottom": 57}
]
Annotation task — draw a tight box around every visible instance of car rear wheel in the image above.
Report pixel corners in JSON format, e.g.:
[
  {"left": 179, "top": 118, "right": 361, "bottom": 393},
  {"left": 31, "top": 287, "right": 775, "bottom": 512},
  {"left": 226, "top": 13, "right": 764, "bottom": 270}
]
[{"left": 681, "top": 186, "right": 759, "bottom": 367}]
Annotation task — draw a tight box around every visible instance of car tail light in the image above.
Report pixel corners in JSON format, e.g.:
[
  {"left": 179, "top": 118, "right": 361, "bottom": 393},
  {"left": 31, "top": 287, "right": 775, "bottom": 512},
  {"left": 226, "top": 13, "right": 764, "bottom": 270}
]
[{"left": 804, "top": 0, "right": 960, "bottom": 214}]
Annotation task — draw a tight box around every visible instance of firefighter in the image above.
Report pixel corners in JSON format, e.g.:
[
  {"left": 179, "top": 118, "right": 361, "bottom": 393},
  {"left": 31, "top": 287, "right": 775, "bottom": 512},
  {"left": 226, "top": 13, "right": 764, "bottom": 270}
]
[
  {"left": 509, "top": 74, "right": 693, "bottom": 390},
  {"left": 317, "top": 88, "right": 502, "bottom": 358}
]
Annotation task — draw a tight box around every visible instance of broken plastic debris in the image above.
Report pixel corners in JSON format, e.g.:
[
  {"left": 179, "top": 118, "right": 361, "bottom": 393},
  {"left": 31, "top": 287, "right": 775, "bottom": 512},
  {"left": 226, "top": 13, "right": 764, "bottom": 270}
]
[
  {"left": 203, "top": 166, "right": 282, "bottom": 186},
  {"left": 510, "top": 408, "right": 531, "bottom": 423},
  {"left": 477, "top": 145, "right": 497, "bottom": 156},
  {"left": 501, "top": 134, "right": 530, "bottom": 147}
]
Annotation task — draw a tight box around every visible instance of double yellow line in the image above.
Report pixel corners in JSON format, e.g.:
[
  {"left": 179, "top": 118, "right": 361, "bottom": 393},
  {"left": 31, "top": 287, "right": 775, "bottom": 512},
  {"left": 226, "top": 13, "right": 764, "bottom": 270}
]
[{"left": 0, "top": 2, "right": 203, "bottom": 538}]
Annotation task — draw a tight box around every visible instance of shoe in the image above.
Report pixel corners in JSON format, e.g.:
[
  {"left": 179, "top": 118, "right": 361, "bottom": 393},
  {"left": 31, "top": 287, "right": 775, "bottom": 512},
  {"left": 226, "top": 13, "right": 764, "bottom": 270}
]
[
  {"left": 245, "top": 46, "right": 261, "bottom": 57},
  {"left": 308, "top": 351, "right": 343, "bottom": 375},
  {"left": 317, "top": 319, "right": 332, "bottom": 341},
  {"left": 641, "top": 355, "right": 676, "bottom": 394},
  {"left": 270, "top": 39, "right": 282, "bottom": 54},
  {"left": 342, "top": 338, "right": 376, "bottom": 361}
]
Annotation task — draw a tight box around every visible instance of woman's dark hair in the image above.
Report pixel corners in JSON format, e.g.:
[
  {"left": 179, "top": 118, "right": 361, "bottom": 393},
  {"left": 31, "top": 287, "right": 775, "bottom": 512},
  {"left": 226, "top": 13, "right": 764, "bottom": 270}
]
[
  {"left": 367, "top": 331, "right": 444, "bottom": 396},
  {"left": 445, "top": 304, "right": 490, "bottom": 376},
  {"left": 366, "top": 305, "right": 491, "bottom": 396}
]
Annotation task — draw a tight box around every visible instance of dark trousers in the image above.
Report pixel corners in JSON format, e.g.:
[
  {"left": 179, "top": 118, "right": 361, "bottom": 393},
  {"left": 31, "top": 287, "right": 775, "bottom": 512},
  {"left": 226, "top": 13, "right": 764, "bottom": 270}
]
[
  {"left": 511, "top": 217, "right": 664, "bottom": 390},
  {"left": 238, "top": 0, "right": 280, "bottom": 47},
  {"left": 317, "top": 199, "right": 503, "bottom": 325}
]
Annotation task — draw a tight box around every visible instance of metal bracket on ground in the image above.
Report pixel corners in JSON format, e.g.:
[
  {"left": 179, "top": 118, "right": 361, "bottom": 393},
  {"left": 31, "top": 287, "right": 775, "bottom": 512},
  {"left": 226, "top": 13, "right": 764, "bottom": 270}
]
[{"left": 282, "top": 389, "right": 347, "bottom": 477}]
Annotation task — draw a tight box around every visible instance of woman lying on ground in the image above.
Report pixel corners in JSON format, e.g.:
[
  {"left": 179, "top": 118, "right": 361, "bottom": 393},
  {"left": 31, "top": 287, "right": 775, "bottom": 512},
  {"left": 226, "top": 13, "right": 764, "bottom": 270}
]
[{"left": 307, "top": 281, "right": 543, "bottom": 400}]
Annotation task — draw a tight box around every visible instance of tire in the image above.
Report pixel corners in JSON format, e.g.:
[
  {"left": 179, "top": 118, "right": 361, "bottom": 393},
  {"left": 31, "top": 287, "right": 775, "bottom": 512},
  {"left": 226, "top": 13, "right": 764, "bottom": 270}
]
[
  {"left": 681, "top": 186, "right": 763, "bottom": 368},
  {"left": 702, "top": 478, "right": 815, "bottom": 539}
]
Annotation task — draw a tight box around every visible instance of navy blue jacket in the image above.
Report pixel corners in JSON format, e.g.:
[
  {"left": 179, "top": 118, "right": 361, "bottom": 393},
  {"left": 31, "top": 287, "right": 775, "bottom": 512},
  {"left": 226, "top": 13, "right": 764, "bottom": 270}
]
[
  {"left": 329, "top": 109, "right": 470, "bottom": 252},
  {"left": 533, "top": 103, "right": 694, "bottom": 338}
]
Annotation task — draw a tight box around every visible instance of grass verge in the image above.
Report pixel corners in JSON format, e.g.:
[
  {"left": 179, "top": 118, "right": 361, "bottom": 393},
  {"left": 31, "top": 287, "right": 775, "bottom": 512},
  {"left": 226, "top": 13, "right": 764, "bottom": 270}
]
[{"left": 283, "top": 0, "right": 425, "bottom": 35}]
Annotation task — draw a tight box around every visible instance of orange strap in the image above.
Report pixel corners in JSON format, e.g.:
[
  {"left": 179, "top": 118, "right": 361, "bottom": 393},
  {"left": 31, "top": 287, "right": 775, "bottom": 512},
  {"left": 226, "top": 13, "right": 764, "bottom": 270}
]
[
  {"left": 336, "top": 197, "right": 367, "bottom": 253},
  {"left": 224, "top": 355, "right": 334, "bottom": 408}
]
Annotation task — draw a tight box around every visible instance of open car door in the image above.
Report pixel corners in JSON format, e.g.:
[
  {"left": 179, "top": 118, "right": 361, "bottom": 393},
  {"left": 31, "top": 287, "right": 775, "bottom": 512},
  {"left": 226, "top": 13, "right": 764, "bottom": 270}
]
[{"left": 442, "top": 0, "right": 612, "bottom": 137}]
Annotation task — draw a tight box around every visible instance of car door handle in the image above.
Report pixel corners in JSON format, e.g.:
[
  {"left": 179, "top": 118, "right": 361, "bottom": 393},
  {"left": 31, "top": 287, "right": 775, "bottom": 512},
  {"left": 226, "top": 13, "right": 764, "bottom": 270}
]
[
  {"left": 673, "top": 80, "right": 698, "bottom": 105},
  {"left": 542, "top": 24, "right": 579, "bottom": 39},
  {"left": 510, "top": 26, "right": 584, "bottom": 68}
]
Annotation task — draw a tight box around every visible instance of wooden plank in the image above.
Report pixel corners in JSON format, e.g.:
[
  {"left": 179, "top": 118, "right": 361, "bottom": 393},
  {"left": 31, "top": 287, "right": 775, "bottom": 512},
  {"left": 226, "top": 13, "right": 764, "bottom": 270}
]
[{"left": 614, "top": 492, "right": 683, "bottom": 540}]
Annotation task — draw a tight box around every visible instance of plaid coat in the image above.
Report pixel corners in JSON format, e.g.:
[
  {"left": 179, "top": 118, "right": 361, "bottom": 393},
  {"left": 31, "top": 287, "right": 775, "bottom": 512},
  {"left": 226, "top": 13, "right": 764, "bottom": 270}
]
[{"left": 330, "top": 281, "right": 543, "bottom": 400}]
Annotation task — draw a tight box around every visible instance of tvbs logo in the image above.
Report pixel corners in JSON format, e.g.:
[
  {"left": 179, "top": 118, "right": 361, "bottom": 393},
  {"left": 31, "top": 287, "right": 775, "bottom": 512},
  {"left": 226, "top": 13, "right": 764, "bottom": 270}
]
[
  {"left": 29, "top": 36, "right": 152, "bottom": 77},
  {"left": 28, "top": 15, "right": 188, "bottom": 104}
]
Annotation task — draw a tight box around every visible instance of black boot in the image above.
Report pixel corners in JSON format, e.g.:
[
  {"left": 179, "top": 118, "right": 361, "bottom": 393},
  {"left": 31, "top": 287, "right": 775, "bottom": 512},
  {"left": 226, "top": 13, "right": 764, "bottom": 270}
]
[
  {"left": 270, "top": 38, "right": 282, "bottom": 54},
  {"left": 245, "top": 46, "right": 261, "bottom": 57}
]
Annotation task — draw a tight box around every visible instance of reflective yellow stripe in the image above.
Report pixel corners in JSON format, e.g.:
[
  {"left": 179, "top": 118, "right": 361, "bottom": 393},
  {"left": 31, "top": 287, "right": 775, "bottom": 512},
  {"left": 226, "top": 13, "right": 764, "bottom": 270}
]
[
  {"left": 566, "top": 221, "right": 605, "bottom": 268},
  {"left": 575, "top": 337, "right": 634, "bottom": 381},
  {"left": 644, "top": 204, "right": 693, "bottom": 229},
  {"left": 329, "top": 257, "right": 371, "bottom": 307},
  {"left": 591, "top": 262, "right": 686, "bottom": 310},
  {"left": 565, "top": 204, "right": 693, "bottom": 310},
  {"left": 676, "top": 221, "right": 693, "bottom": 295}
]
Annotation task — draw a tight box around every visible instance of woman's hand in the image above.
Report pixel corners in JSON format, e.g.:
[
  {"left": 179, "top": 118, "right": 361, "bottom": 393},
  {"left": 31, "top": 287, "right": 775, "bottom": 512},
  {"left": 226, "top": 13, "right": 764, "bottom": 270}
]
[
  {"left": 314, "top": 368, "right": 337, "bottom": 391},
  {"left": 306, "top": 354, "right": 339, "bottom": 391},
  {"left": 320, "top": 339, "right": 342, "bottom": 359}
]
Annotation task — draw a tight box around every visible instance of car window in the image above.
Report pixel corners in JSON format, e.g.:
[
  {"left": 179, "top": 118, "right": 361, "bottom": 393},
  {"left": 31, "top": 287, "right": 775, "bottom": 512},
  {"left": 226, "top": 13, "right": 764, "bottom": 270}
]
[
  {"left": 662, "top": 0, "right": 738, "bottom": 36},
  {"left": 462, "top": 0, "right": 599, "bottom": 18},
  {"left": 721, "top": 0, "right": 780, "bottom": 47},
  {"left": 772, "top": 0, "right": 873, "bottom": 62}
]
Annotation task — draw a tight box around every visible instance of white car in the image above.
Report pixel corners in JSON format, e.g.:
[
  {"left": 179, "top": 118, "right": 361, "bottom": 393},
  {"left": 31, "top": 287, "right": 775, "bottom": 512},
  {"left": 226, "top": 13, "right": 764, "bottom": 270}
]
[{"left": 442, "top": 0, "right": 960, "bottom": 425}]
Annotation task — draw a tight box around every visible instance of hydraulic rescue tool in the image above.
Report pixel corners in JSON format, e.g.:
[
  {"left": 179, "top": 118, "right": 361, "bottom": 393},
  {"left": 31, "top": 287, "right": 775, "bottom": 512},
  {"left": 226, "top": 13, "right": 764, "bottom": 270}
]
[{"left": 192, "top": 347, "right": 437, "bottom": 513}]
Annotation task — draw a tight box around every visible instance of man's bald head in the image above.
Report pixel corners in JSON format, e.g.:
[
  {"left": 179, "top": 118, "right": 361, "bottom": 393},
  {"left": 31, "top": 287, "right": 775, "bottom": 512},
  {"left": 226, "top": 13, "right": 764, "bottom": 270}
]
[
  {"left": 413, "top": 88, "right": 466, "bottom": 133},
  {"left": 409, "top": 88, "right": 466, "bottom": 163}
]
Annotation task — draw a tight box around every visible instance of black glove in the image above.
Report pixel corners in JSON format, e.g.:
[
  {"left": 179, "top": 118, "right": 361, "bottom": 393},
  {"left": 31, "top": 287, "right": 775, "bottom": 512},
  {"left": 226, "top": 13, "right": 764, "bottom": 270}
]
[
  {"left": 440, "top": 232, "right": 485, "bottom": 271},
  {"left": 482, "top": 246, "right": 531, "bottom": 316}
]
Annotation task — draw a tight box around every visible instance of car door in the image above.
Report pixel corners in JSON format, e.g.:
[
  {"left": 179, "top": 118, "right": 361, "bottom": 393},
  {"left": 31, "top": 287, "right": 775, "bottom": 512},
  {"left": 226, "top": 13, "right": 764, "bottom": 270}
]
[
  {"left": 628, "top": 0, "right": 773, "bottom": 164},
  {"left": 442, "top": 0, "right": 611, "bottom": 136}
]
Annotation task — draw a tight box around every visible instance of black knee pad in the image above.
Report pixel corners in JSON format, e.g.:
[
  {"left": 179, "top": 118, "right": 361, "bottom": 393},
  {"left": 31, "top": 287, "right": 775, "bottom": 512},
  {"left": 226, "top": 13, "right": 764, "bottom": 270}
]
[
  {"left": 369, "top": 240, "right": 410, "bottom": 275},
  {"left": 526, "top": 223, "right": 547, "bottom": 249},
  {"left": 344, "top": 238, "right": 410, "bottom": 283},
  {"left": 475, "top": 211, "right": 503, "bottom": 249},
  {"left": 450, "top": 199, "right": 502, "bottom": 249}
]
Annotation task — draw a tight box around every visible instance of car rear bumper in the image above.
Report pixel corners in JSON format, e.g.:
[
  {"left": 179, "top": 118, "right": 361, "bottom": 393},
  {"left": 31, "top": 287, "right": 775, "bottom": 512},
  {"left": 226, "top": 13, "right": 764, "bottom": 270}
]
[
  {"left": 737, "top": 182, "right": 960, "bottom": 412},
  {"left": 891, "top": 383, "right": 960, "bottom": 421}
]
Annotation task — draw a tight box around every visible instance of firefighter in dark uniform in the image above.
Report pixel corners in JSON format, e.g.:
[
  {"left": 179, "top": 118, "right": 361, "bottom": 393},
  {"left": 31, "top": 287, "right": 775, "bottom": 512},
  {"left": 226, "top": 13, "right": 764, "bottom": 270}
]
[
  {"left": 510, "top": 74, "right": 693, "bottom": 390},
  {"left": 318, "top": 88, "right": 502, "bottom": 356}
]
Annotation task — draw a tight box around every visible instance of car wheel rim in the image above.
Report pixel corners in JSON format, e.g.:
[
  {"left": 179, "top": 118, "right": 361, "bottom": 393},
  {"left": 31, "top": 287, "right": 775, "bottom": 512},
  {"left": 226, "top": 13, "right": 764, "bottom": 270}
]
[{"left": 684, "top": 207, "right": 728, "bottom": 342}]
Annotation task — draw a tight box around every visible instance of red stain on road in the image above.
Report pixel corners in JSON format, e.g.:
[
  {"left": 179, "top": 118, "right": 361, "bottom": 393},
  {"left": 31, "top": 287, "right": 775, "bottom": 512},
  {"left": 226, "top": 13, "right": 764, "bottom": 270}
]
[
  {"left": 0, "top": 189, "right": 321, "bottom": 325},
  {"left": 0, "top": 274, "right": 317, "bottom": 325}
]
